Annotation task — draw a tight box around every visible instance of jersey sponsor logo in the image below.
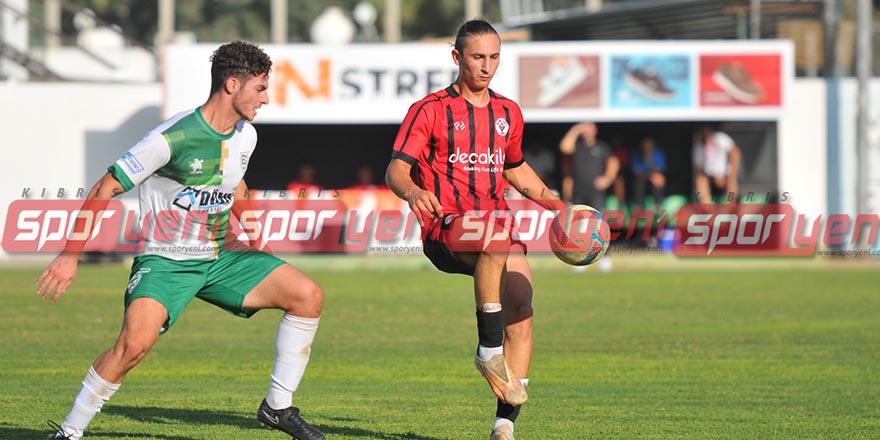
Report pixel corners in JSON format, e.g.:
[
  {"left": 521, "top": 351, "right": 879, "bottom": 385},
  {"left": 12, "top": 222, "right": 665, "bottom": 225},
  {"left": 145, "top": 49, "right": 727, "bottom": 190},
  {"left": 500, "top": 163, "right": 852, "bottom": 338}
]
[
  {"left": 121, "top": 152, "right": 144, "bottom": 174},
  {"left": 454, "top": 120, "right": 466, "bottom": 131},
  {"left": 447, "top": 147, "right": 506, "bottom": 166},
  {"left": 495, "top": 118, "right": 509, "bottom": 136},
  {"left": 173, "top": 187, "right": 234, "bottom": 212},
  {"left": 189, "top": 158, "right": 204, "bottom": 174}
]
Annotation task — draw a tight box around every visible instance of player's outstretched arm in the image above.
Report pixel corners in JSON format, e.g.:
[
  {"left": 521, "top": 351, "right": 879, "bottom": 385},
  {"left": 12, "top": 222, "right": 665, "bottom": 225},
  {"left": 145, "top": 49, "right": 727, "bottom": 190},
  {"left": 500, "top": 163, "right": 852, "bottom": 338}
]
[
  {"left": 503, "top": 162, "right": 566, "bottom": 211},
  {"left": 385, "top": 158, "right": 442, "bottom": 227},
  {"left": 36, "top": 173, "right": 126, "bottom": 303},
  {"left": 230, "top": 180, "right": 271, "bottom": 253}
]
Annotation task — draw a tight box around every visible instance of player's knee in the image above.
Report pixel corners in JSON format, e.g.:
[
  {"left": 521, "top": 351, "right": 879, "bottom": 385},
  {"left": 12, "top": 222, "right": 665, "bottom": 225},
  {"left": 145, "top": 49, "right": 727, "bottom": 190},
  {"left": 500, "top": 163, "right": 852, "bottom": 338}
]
[
  {"left": 480, "top": 236, "right": 511, "bottom": 264},
  {"left": 479, "top": 248, "right": 509, "bottom": 270},
  {"left": 507, "top": 301, "right": 534, "bottom": 323},
  {"left": 304, "top": 282, "right": 324, "bottom": 310},
  {"left": 115, "top": 339, "right": 151, "bottom": 367},
  {"left": 285, "top": 280, "right": 323, "bottom": 315}
]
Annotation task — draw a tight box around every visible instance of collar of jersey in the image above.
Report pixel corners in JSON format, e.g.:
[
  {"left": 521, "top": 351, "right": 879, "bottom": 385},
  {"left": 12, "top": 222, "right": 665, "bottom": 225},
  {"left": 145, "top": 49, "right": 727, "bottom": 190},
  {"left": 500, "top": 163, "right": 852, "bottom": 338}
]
[{"left": 194, "top": 106, "right": 237, "bottom": 141}]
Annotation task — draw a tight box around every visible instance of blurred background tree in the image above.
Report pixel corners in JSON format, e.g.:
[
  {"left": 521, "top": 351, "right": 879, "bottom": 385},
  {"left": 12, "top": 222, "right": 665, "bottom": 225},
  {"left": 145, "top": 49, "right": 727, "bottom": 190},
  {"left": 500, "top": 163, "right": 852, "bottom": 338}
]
[{"left": 45, "top": 0, "right": 502, "bottom": 47}]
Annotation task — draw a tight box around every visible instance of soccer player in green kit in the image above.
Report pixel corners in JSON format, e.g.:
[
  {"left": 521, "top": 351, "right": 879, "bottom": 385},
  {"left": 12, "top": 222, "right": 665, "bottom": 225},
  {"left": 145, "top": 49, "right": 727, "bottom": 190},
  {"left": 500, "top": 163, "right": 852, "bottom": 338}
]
[{"left": 38, "top": 41, "right": 325, "bottom": 440}]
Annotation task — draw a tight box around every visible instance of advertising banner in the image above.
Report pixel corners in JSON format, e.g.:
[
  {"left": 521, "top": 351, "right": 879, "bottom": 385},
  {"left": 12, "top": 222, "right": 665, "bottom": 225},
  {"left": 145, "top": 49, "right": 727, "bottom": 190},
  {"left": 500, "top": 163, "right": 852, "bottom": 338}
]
[{"left": 165, "top": 41, "right": 792, "bottom": 123}]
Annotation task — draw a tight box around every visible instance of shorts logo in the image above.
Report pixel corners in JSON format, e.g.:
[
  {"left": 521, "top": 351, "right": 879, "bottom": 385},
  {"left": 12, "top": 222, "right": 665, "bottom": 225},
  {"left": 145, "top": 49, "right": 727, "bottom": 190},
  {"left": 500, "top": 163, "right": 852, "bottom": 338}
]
[
  {"left": 495, "top": 118, "right": 509, "bottom": 136},
  {"left": 121, "top": 152, "right": 144, "bottom": 174},
  {"left": 127, "top": 268, "right": 151, "bottom": 294}
]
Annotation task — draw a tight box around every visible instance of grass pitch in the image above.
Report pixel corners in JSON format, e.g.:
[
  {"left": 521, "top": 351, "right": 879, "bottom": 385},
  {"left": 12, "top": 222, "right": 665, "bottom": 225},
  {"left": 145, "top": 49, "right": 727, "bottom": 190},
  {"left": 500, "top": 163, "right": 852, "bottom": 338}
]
[{"left": 1, "top": 257, "right": 878, "bottom": 439}]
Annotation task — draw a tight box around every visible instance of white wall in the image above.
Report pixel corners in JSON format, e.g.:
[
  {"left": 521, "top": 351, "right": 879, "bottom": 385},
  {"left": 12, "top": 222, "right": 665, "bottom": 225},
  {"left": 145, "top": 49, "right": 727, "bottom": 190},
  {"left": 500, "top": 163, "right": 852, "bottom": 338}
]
[
  {"left": 778, "top": 78, "right": 827, "bottom": 220},
  {"left": 836, "top": 79, "right": 880, "bottom": 250},
  {"left": 0, "top": 82, "right": 160, "bottom": 258}
]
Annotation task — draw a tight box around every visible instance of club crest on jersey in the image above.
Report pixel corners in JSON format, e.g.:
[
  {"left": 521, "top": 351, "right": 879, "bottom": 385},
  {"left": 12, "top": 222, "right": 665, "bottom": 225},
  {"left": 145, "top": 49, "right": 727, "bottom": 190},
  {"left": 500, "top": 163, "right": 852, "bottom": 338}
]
[
  {"left": 240, "top": 153, "right": 249, "bottom": 173},
  {"left": 190, "top": 158, "right": 204, "bottom": 174},
  {"left": 495, "top": 118, "right": 509, "bottom": 136}
]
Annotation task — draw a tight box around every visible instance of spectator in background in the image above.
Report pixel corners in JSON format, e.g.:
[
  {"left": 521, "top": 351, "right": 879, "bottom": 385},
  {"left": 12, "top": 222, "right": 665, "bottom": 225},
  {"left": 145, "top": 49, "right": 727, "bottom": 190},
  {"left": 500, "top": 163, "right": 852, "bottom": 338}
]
[
  {"left": 350, "top": 164, "right": 387, "bottom": 190},
  {"left": 609, "top": 135, "right": 629, "bottom": 208},
  {"left": 559, "top": 122, "right": 619, "bottom": 272},
  {"left": 287, "top": 162, "right": 323, "bottom": 198},
  {"left": 559, "top": 122, "right": 620, "bottom": 211},
  {"left": 630, "top": 136, "right": 666, "bottom": 210},
  {"left": 693, "top": 126, "right": 741, "bottom": 203}
]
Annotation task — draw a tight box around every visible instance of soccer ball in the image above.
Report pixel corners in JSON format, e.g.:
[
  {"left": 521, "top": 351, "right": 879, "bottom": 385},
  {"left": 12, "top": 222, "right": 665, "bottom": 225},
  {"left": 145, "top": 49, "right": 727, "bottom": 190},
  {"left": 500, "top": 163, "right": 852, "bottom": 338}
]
[{"left": 549, "top": 204, "right": 610, "bottom": 266}]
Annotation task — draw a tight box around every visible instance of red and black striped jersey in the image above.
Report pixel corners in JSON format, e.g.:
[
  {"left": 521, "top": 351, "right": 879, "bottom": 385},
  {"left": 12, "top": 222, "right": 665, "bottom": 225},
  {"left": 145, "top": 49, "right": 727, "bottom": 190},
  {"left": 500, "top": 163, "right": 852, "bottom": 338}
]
[{"left": 391, "top": 85, "right": 524, "bottom": 214}]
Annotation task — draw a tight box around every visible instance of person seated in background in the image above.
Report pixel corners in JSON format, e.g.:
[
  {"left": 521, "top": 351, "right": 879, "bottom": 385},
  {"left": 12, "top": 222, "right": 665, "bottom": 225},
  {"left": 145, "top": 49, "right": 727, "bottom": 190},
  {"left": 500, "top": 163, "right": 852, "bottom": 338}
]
[
  {"left": 350, "top": 164, "right": 386, "bottom": 190},
  {"left": 692, "top": 125, "right": 741, "bottom": 204},
  {"left": 630, "top": 136, "right": 666, "bottom": 210},
  {"left": 286, "top": 162, "right": 324, "bottom": 198}
]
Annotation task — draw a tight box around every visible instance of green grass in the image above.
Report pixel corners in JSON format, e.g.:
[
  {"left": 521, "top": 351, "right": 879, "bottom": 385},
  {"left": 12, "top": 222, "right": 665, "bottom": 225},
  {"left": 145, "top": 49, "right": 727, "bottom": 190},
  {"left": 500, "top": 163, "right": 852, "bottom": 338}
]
[{"left": 1, "top": 259, "right": 879, "bottom": 439}]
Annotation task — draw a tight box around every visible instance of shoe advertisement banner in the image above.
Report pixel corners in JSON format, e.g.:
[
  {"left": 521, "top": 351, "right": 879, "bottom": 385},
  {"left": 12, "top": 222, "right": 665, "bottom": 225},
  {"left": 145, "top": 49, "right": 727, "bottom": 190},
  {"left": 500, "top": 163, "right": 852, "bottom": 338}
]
[
  {"left": 518, "top": 55, "right": 600, "bottom": 109},
  {"left": 609, "top": 55, "right": 692, "bottom": 109},
  {"left": 163, "top": 41, "right": 791, "bottom": 123},
  {"left": 699, "top": 55, "right": 782, "bottom": 106}
]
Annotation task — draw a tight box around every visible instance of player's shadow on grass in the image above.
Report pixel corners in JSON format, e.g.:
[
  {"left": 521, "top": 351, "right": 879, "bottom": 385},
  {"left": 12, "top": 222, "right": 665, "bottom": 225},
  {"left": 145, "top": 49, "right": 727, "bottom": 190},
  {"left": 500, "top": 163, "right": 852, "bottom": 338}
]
[
  {"left": 103, "top": 405, "right": 449, "bottom": 440},
  {"left": 0, "top": 422, "right": 196, "bottom": 440},
  {"left": 320, "top": 425, "right": 447, "bottom": 440}
]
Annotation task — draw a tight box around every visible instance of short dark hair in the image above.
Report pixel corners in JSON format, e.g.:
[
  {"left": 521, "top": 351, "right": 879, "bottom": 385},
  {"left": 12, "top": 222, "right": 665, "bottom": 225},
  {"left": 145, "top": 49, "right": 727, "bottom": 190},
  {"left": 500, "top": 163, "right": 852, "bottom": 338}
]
[
  {"left": 209, "top": 41, "right": 272, "bottom": 94},
  {"left": 453, "top": 19, "right": 499, "bottom": 54}
]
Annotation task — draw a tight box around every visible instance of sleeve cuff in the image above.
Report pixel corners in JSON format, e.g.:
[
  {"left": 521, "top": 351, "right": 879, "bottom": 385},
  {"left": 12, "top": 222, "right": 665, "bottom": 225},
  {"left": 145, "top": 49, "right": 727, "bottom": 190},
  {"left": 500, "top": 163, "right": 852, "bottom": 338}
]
[
  {"left": 503, "top": 159, "right": 525, "bottom": 170},
  {"left": 391, "top": 150, "right": 417, "bottom": 165},
  {"left": 107, "top": 164, "right": 135, "bottom": 191}
]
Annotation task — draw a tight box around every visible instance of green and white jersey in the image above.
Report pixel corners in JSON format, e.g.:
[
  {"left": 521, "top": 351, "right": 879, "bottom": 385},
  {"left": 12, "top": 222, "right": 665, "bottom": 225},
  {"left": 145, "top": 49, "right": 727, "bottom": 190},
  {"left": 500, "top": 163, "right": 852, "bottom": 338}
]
[{"left": 108, "top": 108, "right": 256, "bottom": 260}]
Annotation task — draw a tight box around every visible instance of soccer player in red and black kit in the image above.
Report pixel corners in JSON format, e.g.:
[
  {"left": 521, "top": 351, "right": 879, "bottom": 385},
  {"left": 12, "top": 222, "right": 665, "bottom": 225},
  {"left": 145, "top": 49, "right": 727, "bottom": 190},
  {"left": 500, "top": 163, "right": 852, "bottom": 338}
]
[{"left": 385, "top": 19, "right": 565, "bottom": 440}]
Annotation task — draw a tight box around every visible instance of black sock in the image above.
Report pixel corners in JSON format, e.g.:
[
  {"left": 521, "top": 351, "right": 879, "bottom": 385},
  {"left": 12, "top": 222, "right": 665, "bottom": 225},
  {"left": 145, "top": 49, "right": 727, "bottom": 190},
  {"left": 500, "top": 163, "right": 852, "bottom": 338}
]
[
  {"left": 476, "top": 309, "right": 504, "bottom": 348},
  {"left": 496, "top": 398, "right": 521, "bottom": 423}
]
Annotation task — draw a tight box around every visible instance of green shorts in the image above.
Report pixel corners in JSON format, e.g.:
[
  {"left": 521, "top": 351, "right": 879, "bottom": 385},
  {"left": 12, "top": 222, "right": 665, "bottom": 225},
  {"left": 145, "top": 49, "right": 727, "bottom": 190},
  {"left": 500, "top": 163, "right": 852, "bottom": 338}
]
[{"left": 124, "top": 249, "right": 286, "bottom": 332}]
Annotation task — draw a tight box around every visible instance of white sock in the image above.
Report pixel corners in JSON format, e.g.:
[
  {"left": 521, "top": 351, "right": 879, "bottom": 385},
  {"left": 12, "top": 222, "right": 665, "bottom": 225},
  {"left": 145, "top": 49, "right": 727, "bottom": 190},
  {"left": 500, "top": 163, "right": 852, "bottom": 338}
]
[
  {"left": 61, "top": 366, "right": 120, "bottom": 439},
  {"left": 266, "top": 314, "right": 320, "bottom": 410},
  {"left": 478, "top": 344, "right": 504, "bottom": 361},
  {"left": 494, "top": 417, "right": 514, "bottom": 431}
]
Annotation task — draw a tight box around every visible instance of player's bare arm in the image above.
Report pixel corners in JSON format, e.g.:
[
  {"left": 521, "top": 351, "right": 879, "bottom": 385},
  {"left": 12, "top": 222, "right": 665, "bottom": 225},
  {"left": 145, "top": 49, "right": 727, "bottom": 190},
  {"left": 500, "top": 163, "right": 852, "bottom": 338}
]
[
  {"left": 385, "top": 158, "right": 443, "bottom": 226},
  {"left": 36, "top": 172, "right": 126, "bottom": 302},
  {"left": 503, "top": 163, "right": 566, "bottom": 211},
  {"left": 230, "top": 180, "right": 273, "bottom": 252}
]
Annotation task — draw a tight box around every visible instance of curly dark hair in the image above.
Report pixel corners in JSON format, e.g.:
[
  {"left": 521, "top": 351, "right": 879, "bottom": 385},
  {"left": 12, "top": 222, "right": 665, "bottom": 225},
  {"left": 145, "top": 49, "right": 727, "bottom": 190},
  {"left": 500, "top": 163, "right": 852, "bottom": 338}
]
[{"left": 209, "top": 41, "right": 272, "bottom": 94}]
